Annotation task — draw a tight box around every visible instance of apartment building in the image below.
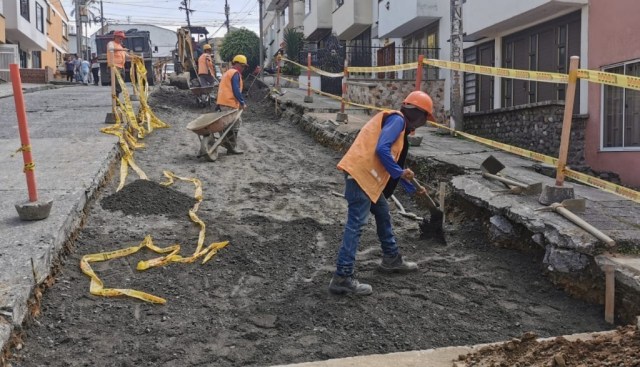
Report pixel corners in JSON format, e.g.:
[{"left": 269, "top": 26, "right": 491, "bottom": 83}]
[
  {"left": 43, "top": 0, "right": 69, "bottom": 71},
  {"left": 5, "top": 0, "right": 48, "bottom": 68},
  {"left": 298, "top": 0, "right": 640, "bottom": 187}
]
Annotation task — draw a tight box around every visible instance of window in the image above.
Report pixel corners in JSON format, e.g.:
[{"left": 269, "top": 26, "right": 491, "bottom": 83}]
[
  {"left": 402, "top": 23, "right": 439, "bottom": 80},
  {"left": 36, "top": 3, "right": 44, "bottom": 33},
  {"left": 62, "top": 22, "right": 68, "bottom": 39},
  {"left": 19, "top": 49, "right": 28, "bottom": 68},
  {"left": 602, "top": 61, "right": 640, "bottom": 149},
  {"left": 305, "top": 0, "right": 311, "bottom": 15},
  {"left": 46, "top": 3, "right": 51, "bottom": 23},
  {"left": 464, "top": 42, "right": 495, "bottom": 112},
  {"left": 501, "top": 11, "right": 580, "bottom": 108},
  {"left": 32, "top": 51, "right": 41, "bottom": 68},
  {"left": 20, "top": 0, "right": 30, "bottom": 21}
]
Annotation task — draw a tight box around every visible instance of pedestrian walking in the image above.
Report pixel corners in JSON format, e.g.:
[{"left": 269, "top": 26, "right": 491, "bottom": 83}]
[
  {"left": 91, "top": 53, "right": 100, "bottom": 86},
  {"left": 328, "top": 91, "right": 435, "bottom": 296},
  {"left": 65, "top": 56, "right": 75, "bottom": 82},
  {"left": 80, "top": 58, "right": 91, "bottom": 85},
  {"left": 73, "top": 55, "right": 82, "bottom": 83},
  {"left": 215, "top": 54, "right": 248, "bottom": 155},
  {"left": 107, "top": 31, "right": 129, "bottom": 98}
]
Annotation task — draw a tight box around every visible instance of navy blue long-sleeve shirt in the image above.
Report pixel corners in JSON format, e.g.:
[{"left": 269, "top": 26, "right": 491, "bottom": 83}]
[
  {"left": 375, "top": 114, "right": 416, "bottom": 194},
  {"left": 231, "top": 71, "right": 245, "bottom": 106}
]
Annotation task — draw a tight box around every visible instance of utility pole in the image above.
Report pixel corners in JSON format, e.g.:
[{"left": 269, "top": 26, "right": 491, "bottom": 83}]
[
  {"left": 225, "top": 0, "right": 230, "bottom": 33},
  {"left": 179, "top": 0, "right": 194, "bottom": 29},
  {"left": 100, "top": 0, "right": 104, "bottom": 35},
  {"left": 258, "top": 0, "right": 264, "bottom": 77},
  {"left": 75, "top": 0, "right": 83, "bottom": 59},
  {"left": 450, "top": 0, "right": 464, "bottom": 132}
]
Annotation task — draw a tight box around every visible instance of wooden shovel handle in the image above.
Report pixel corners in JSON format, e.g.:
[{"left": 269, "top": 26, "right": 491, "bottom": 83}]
[{"left": 555, "top": 206, "right": 615, "bottom": 247}]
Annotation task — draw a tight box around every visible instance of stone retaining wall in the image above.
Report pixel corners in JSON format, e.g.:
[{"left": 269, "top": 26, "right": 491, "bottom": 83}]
[
  {"left": 346, "top": 79, "right": 445, "bottom": 121},
  {"left": 463, "top": 102, "right": 588, "bottom": 166}
]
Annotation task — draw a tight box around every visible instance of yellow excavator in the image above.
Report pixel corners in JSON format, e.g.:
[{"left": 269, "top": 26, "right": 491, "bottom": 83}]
[{"left": 175, "top": 26, "right": 219, "bottom": 107}]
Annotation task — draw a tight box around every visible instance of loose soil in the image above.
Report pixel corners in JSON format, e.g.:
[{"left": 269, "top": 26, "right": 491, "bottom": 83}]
[
  {"left": 459, "top": 326, "right": 640, "bottom": 366},
  {"left": 9, "top": 86, "right": 619, "bottom": 367},
  {"left": 101, "top": 179, "right": 197, "bottom": 218}
]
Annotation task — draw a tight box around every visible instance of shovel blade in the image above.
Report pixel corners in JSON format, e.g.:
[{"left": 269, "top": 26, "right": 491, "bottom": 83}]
[
  {"left": 523, "top": 182, "right": 543, "bottom": 195},
  {"left": 481, "top": 155, "right": 505, "bottom": 175},
  {"left": 561, "top": 198, "right": 586, "bottom": 213}
]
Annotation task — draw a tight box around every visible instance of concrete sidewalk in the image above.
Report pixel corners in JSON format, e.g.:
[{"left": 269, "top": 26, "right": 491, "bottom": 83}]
[
  {"left": 0, "top": 82, "right": 63, "bottom": 99},
  {"left": 0, "top": 84, "right": 118, "bottom": 348}
]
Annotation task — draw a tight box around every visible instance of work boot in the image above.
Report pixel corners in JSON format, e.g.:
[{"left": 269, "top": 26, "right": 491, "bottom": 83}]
[
  {"left": 328, "top": 274, "right": 372, "bottom": 296},
  {"left": 223, "top": 132, "right": 244, "bottom": 155},
  {"left": 378, "top": 254, "right": 418, "bottom": 273}
]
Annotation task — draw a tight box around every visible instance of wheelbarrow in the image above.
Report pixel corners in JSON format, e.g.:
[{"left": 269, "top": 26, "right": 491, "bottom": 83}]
[
  {"left": 186, "top": 109, "right": 242, "bottom": 161},
  {"left": 189, "top": 85, "right": 216, "bottom": 108}
]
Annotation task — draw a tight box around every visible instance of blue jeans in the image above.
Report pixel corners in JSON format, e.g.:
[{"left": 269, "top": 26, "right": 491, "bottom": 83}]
[{"left": 335, "top": 175, "right": 399, "bottom": 277}]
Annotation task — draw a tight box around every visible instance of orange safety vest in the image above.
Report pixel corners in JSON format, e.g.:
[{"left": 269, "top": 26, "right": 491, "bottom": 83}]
[
  {"left": 107, "top": 40, "right": 126, "bottom": 69},
  {"left": 337, "top": 111, "right": 406, "bottom": 203},
  {"left": 216, "top": 68, "right": 243, "bottom": 108},
  {"left": 198, "top": 53, "right": 214, "bottom": 76}
]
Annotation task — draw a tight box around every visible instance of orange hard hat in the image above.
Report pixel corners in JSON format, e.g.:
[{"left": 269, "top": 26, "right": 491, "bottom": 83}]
[
  {"left": 114, "top": 31, "right": 126, "bottom": 39},
  {"left": 403, "top": 91, "right": 434, "bottom": 120}
]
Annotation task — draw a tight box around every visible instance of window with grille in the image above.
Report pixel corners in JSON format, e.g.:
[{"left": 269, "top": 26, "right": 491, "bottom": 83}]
[{"left": 602, "top": 61, "right": 640, "bottom": 150}]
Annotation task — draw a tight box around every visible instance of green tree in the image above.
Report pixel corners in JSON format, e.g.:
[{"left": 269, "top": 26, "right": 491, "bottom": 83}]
[
  {"left": 219, "top": 28, "right": 261, "bottom": 76},
  {"left": 282, "top": 27, "right": 304, "bottom": 75}
]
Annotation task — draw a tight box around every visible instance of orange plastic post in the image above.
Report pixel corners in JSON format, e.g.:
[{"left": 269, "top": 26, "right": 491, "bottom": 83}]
[
  {"left": 555, "top": 56, "right": 580, "bottom": 186},
  {"left": 307, "top": 52, "right": 312, "bottom": 97},
  {"left": 415, "top": 54, "right": 424, "bottom": 91},
  {"left": 340, "top": 59, "right": 349, "bottom": 114},
  {"left": 10, "top": 64, "right": 38, "bottom": 202}
]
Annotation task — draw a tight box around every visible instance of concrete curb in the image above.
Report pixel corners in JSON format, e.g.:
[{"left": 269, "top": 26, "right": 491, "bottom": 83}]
[
  {"left": 0, "top": 84, "right": 67, "bottom": 100},
  {"left": 0, "top": 143, "right": 120, "bottom": 356}
]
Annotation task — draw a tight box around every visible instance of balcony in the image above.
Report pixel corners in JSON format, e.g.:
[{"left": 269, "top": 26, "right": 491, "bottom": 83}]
[
  {"left": 303, "top": 0, "right": 332, "bottom": 41},
  {"left": 4, "top": 0, "right": 47, "bottom": 51},
  {"left": 332, "top": 0, "right": 372, "bottom": 41},
  {"left": 266, "top": 0, "right": 288, "bottom": 11},
  {"left": 464, "top": 0, "right": 588, "bottom": 41},
  {"left": 377, "top": 0, "right": 441, "bottom": 38}
]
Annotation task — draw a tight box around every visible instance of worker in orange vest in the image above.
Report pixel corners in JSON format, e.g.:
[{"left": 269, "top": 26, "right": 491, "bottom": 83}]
[
  {"left": 329, "top": 91, "right": 435, "bottom": 296},
  {"left": 215, "top": 54, "right": 248, "bottom": 155},
  {"left": 197, "top": 44, "right": 216, "bottom": 87},
  {"left": 106, "top": 30, "right": 129, "bottom": 98}
]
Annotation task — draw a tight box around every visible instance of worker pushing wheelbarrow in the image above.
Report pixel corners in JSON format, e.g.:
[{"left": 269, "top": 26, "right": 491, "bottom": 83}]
[
  {"left": 190, "top": 44, "right": 219, "bottom": 108},
  {"left": 186, "top": 109, "right": 242, "bottom": 161}
]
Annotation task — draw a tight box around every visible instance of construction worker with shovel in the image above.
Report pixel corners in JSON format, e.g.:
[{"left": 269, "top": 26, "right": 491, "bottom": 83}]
[
  {"left": 216, "top": 54, "right": 248, "bottom": 155},
  {"left": 329, "top": 91, "right": 435, "bottom": 296}
]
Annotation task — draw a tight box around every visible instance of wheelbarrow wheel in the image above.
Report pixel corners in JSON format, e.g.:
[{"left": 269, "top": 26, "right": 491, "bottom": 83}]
[{"left": 199, "top": 134, "right": 219, "bottom": 161}]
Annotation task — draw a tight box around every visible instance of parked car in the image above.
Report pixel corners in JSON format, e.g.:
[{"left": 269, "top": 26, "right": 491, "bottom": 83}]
[{"left": 164, "top": 63, "right": 175, "bottom": 79}]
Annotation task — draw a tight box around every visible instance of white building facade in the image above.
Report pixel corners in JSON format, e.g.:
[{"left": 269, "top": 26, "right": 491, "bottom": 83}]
[{"left": 5, "top": 0, "right": 48, "bottom": 68}]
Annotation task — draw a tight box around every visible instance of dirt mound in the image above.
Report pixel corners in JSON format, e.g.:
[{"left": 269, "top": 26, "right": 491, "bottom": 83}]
[
  {"left": 148, "top": 86, "right": 201, "bottom": 110},
  {"left": 101, "top": 179, "right": 197, "bottom": 218},
  {"left": 459, "top": 325, "right": 640, "bottom": 366}
]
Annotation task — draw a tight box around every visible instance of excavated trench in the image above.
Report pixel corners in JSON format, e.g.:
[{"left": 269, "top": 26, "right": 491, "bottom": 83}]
[{"left": 8, "top": 85, "right": 629, "bottom": 367}]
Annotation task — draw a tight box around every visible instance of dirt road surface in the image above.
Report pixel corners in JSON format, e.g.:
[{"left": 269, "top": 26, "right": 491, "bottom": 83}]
[{"left": 9, "top": 87, "right": 612, "bottom": 367}]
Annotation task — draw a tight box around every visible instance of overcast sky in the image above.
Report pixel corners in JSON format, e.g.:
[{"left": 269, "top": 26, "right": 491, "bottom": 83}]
[{"left": 61, "top": 0, "right": 261, "bottom": 38}]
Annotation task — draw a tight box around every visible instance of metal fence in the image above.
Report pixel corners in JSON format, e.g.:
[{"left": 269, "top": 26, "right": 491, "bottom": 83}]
[
  {"left": 294, "top": 45, "right": 440, "bottom": 96},
  {"left": 0, "top": 45, "right": 20, "bottom": 82}
]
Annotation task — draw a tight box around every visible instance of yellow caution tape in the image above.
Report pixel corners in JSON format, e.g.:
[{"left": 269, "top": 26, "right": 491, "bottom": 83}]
[
  {"left": 427, "top": 120, "right": 640, "bottom": 203},
  {"left": 23, "top": 163, "right": 35, "bottom": 172},
  {"left": 280, "top": 57, "right": 345, "bottom": 78},
  {"left": 10, "top": 145, "right": 31, "bottom": 158},
  {"left": 80, "top": 235, "right": 171, "bottom": 304},
  {"left": 425, "top": 59, "right": 569, "bottom": 83},
  {"left": 577, "top": 69, "right": 640, "bottom": 91},
  {"left": 349, "top": 62, "right": 419, "bottom": 74},
  {"left": 279, "top": 76, "right": 388, "bottom": 112},
  {"left": 81, "top": 171, "right": 230, "bottom": 304}
]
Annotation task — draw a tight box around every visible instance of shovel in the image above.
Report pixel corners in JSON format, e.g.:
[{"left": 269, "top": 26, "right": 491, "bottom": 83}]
[
  {"left": 390, "top": 195, "right": 423, "bottom": 221},
  {"left": 410, "top": 178, "right": 444, "bottom": 236},
  {"left": 481, "top": 155, "right": 542, "bottom": 195},
  {"left": 535, "top": 199, "right": 615, "bottom": 247}
]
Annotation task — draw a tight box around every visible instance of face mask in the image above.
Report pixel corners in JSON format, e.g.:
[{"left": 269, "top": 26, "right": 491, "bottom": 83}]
[{"left": 402, "top": 108, "right": 427, "bottom": 131}]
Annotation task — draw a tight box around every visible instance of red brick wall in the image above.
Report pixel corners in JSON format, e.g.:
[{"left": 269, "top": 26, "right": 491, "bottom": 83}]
[{"left": 18, "top": 68, "right": 49, "bottom": 84}]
